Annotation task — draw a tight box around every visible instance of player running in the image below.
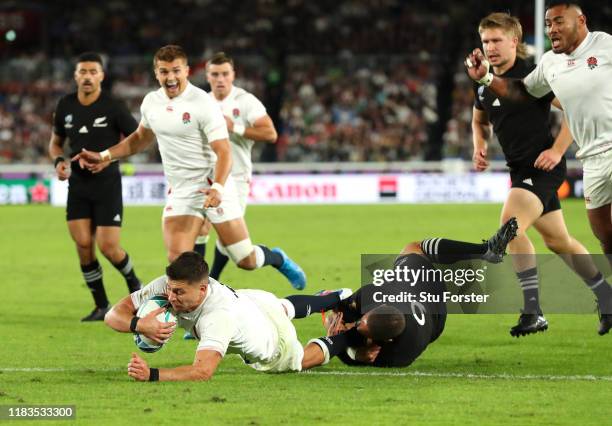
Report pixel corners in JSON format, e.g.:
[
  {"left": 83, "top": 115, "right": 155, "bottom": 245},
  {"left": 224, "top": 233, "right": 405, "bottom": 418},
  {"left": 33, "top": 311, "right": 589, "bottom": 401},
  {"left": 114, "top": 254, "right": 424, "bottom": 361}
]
[
  {"left": 470, "top": 12, "right": 612, "bottom": 337},
  {"left": 465, "top": 3, "right": 612, "bottom": 334},
  {"left": 73, "top": 45, "right": 305, "bottom": 290},
  {"left": 194, "top": 52, "right": 279, "bottom": 281}
]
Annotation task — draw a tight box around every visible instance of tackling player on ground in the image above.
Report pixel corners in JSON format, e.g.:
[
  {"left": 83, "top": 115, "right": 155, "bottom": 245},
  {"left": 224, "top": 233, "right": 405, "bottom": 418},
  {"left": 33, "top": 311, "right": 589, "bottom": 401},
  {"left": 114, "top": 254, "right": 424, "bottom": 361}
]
[
  {"left": 103, "top": 219, "right": 517, "bottom": 381},
  {"left": 73, "top": 45, "right": 305, "bottom": 290},
  {"left": 312, "top": 219, "right": 519, "bottom": 367}
]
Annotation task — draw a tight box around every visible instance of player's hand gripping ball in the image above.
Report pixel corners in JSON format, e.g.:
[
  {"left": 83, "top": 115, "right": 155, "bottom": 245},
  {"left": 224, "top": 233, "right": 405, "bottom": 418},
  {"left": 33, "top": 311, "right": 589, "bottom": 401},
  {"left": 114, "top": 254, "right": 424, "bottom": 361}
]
[{"left": 134, "top": 296, "right": 177, "bottom": 353}]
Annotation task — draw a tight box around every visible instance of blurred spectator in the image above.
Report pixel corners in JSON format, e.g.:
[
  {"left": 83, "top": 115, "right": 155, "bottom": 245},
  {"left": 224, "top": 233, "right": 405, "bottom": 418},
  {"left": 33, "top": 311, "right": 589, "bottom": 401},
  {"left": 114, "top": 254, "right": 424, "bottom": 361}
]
[{"left": 1, "top": 0, "right": 611, "bottom": 164}]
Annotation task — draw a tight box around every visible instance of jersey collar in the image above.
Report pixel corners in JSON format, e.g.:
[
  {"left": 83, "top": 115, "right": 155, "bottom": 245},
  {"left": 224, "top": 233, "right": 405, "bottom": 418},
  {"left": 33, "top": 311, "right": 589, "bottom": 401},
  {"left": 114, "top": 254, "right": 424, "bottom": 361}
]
[
  {"left": 214, "top": 86, "right": 236, "bottom": 104},
  {"left": 566, "top": 32, "right": 593, "bottom": 58}
]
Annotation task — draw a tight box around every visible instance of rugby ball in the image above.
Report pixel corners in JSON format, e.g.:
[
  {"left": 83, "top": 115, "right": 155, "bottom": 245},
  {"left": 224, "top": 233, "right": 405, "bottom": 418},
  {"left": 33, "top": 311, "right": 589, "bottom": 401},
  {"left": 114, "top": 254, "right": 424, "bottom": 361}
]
[{"left": 133, "top": 295, "right": 177, "bottom": 353}]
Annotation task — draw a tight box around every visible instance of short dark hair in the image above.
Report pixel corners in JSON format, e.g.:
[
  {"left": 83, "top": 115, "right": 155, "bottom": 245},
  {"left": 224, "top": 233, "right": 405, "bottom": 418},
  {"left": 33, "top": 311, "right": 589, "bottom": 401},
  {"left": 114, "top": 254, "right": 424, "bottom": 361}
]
[
  {"left": 154, "top": 45, "right": 188, "bottom": 67},
  {"left": 76, "top": 52, "right": 104, "bottom": 68},
  {"left": 207, "top": 51, "right": 234, "bottom": 69},
  {"left": 366, "top": 305, "right": 406, "bottom": 341},
  {"left": 545, "top": 1, "right": 583, "bottom": 13},
  {"left": 166, "top": 252, "right": 209, "bottom": 284}
]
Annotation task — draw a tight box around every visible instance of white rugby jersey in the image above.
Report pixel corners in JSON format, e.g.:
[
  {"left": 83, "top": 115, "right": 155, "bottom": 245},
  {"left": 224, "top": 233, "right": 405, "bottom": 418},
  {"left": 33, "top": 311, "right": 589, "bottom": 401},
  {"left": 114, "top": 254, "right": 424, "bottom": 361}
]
[
  {"left": 131, "top": 276, "right": 279, "bottom": 364},
  {"left": 523, "top": 32, "right": 612, "bottom": 159},
  {"left": 140, "top": 82, "right": 229, "bottom": 186},
  {"left": 210, "top": 86, "right": 267, "bottom": 179}
]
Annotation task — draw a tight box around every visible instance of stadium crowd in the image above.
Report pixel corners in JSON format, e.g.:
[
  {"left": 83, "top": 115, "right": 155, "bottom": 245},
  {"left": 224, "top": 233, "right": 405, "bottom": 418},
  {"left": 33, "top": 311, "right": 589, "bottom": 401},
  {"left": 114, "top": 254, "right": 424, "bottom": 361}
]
[{"left": 1, "top": 0, "right": 611, "bottom": 164}]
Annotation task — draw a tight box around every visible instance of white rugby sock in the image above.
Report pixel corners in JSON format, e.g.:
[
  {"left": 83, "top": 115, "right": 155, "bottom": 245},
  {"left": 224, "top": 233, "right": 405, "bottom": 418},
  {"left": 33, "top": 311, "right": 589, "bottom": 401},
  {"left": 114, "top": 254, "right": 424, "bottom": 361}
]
[{"left": 253, "top": 245, "right": 265, "bottom": 268}]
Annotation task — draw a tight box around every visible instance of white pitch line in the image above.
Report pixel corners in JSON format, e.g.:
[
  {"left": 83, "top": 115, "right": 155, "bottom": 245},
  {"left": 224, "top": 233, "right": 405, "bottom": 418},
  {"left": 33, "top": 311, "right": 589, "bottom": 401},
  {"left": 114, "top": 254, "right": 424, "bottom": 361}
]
[
  {"left": 0, "top": 367, "right": 122, "bottom": 373},
  {"left": 301, "top": 370, "right": 612, "bottom": 382},
  {"left": 2, "top": 367, "right": 611, "bottom": 382}
]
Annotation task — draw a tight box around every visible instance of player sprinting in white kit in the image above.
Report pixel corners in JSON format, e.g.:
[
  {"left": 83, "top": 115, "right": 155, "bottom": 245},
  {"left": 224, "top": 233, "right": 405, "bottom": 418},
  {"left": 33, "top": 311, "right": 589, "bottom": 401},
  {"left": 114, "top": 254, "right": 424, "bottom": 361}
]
[
  {"left": 104, "top": 252, "right": 350, "bottom": 381},
  {"left": 195, "top": 52, "right": 281, "bottom": 281},
  {"left": 74, "top": 45, "right": 305, "bottom": 289},
  {"left": 465, "top": 2, "right": 612, "bottom": 334}
]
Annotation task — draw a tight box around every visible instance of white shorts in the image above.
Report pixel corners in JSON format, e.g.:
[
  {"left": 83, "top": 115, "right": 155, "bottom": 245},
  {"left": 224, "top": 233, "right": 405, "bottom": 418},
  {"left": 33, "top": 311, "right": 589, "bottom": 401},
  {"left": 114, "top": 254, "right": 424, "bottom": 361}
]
[
  {"left": 162, "top": 175, "right": 243, "bottom": 224},
  {"left": 582, "top": 149, "right": 612, "bottom": 209},
  {"left": 233, "top": 175, "right": 251, "bottom": 215},
  {"left": 237, "top": 289, "right": 303, "bottom": 373}
]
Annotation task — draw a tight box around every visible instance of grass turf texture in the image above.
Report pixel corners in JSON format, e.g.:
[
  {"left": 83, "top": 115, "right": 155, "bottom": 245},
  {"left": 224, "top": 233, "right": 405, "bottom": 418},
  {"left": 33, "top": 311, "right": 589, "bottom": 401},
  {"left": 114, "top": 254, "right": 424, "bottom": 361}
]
[{"left": 1, "top": 200, "right": 611, "bottom": 425}]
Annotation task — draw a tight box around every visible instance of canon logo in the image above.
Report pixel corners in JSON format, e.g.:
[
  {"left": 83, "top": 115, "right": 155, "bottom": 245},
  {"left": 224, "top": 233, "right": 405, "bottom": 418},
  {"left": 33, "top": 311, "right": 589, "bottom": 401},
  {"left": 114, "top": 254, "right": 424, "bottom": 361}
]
[{"left": 250, "top": 181, "right": 337, "bottom": 201}]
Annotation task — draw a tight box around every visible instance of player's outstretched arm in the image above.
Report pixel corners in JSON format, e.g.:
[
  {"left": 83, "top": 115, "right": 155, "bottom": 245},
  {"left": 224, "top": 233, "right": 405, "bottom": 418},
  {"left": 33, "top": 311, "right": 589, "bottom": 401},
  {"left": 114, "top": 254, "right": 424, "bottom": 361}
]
[
  {"left": 128, "top": 349, "right": 222, "bottom": 382},
  {"left": 465, "top": 48, "right": 529, "bottom": 102},
  {"left": 302, "top": 328, "right": 366, "bottom": 370},
  {"left": 534, "top": 112, "right": 573, "bottom": 171},
  {"left": 71, "top": 124, "right": 155, "bottom": 171}
]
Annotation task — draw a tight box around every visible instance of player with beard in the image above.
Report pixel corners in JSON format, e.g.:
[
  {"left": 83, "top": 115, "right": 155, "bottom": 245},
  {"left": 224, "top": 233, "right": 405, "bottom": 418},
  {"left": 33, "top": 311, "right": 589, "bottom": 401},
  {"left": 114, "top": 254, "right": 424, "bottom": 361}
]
[
  {"left": 470, "top": 12, "right": 612, "bottom": 337},
  {"left": 466, "top": 3, "right": 612, "bottom": 335}
]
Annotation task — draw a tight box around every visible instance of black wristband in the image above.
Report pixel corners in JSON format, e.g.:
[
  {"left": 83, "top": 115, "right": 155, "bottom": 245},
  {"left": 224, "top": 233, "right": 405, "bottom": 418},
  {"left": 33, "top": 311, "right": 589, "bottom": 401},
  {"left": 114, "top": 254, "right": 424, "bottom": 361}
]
[
  {"left": 129, "top": 316, "right": 140, "bottom": 333},
  {"left": 149, "top": 368, "right": 159, "bottom": 382},
  {"left": 54, "top": 156, "right": 65, "bottom": 168}
]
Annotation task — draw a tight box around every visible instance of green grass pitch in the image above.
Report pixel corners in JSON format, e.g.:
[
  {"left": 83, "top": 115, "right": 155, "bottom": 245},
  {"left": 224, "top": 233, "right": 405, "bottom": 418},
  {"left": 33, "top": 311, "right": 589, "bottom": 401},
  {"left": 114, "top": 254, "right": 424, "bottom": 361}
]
[{"left": 1, "top": 200, "right": 611, "bottom": 425}]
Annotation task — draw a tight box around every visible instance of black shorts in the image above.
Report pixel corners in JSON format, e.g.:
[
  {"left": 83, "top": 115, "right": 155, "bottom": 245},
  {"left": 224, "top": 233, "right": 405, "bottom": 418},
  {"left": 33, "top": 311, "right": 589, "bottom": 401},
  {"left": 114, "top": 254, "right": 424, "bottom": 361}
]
[
  {"left": 66, "top": 176, "right": 123, "bottom": 226},
  {"left": 510, "top": 159, "right": 566, "bottom": 215}
]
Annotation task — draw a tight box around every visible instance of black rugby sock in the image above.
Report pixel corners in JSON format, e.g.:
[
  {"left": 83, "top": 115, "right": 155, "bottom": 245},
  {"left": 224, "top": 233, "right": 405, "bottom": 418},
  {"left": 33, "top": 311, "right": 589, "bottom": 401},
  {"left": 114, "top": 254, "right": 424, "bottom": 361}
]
[
  {"left": 584, "top": 272, "right": 612, "bottom": 304},
  {"left": 420, "top": 238, "right": 487, "bottom": 264},
  {"left": 210, "top": 247, "right": 230, "bottom": 280},
  {"left": 194, "top": 242, "right": 206, "bottom": 258},
  {"left": 517, "top": 267, "right": 541, "bottom": 314},
  {"left": 285, "top": 293, "right": 340, "bottom": 318},
  {"left": 258, "top": 245, "right": 284, "bottom": 268},
  {"left": 113, "top": 253, "right": 141, "bottom": 293},
  {"left": 81, "top": 260, "right": 109, "bottom": 308}
]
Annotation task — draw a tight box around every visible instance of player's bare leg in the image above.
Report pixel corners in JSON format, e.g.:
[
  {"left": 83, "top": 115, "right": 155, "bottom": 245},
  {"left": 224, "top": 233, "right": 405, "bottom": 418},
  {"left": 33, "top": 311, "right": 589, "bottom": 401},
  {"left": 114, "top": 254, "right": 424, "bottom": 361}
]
[
  {"left": 586, "top": 203, "right": 612, "bottom": 270},
  {"left": 535, "top": 209, "right": 612, "bottom": 335},
  {"left": 96, "top": 226, "right": 141, "bottom": 293},
  {"left": 68, "top": 219, "right": 110, "bottom": 321},
  {"left": 194, "top": 219, "right": 212, "bottom": 258},
  {"left": 163, "top": 215, "right": 204, "bottom": 262},
  {"left": 501, "top": 188, "right": 548, "bottom": 337},
  {"left": 212, "top": 217, "right": 306, "bottom": 289}
]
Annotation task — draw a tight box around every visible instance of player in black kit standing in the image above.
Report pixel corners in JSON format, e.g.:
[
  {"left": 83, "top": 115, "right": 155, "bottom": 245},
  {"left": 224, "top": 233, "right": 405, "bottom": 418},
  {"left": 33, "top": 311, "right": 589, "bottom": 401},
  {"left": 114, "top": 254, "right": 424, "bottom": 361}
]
[
  {"left": 471, "top": 13, "right": 612, "bottom": 336},
  {"left": 48, "top": 52, "right": 142, "bottom": 321}
]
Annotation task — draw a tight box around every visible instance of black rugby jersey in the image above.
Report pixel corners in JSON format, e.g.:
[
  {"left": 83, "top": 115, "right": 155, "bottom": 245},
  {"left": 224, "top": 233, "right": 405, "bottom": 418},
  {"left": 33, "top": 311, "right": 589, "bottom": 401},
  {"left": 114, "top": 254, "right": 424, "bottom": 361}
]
[
  {"left": 53, "top": 92, "right": 137, "bottom": 180},
  {"left": 337, "top": 255, "right": 447, "bottom": 368},
  {"left": 473, "top": 58, "right": 556, "bottom": 169}
]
